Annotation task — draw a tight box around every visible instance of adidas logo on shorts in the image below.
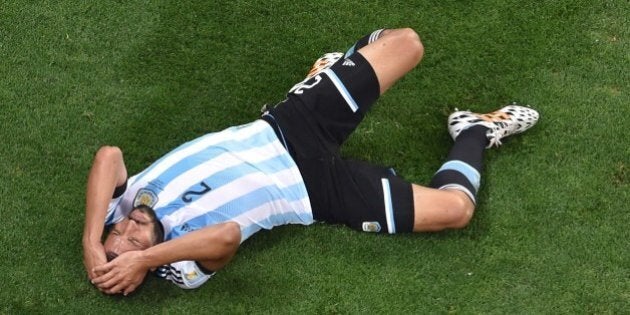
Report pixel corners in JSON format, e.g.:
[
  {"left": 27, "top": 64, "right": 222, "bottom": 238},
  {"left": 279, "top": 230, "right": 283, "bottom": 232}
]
[{"left": 342, "top": 58, "right": 356, "bottom": 67}]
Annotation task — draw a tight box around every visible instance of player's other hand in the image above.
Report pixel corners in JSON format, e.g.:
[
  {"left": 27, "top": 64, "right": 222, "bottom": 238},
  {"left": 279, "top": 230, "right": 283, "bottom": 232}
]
[
  {"left": 83, "top": 241, "right": 107, "bottom": 281},
  {"left": 92, "top": 250, "right": 150, "bottom": 296}
]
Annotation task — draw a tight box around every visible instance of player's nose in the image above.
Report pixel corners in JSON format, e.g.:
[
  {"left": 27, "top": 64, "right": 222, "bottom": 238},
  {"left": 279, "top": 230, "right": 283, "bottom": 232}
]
[
  {"left": 110, "top": 236, "right": 124, "bottom": 253},
  {"left": 126, "top": 219, "right": 140, "bottom": 231},
  {"left": 115, "top": 221, "right": 138, "bottom": 243}
]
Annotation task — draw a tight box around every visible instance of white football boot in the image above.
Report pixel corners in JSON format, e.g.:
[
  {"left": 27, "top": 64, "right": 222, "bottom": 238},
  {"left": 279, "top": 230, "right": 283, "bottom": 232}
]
[{"left": 448, "top": 103, "right": 540, "bottom": 148}]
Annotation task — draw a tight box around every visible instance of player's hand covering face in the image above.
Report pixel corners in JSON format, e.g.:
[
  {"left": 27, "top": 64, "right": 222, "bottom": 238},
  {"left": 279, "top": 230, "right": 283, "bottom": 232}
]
[{"left": 92, "top": 250, "right": 150, "bottom": 295}]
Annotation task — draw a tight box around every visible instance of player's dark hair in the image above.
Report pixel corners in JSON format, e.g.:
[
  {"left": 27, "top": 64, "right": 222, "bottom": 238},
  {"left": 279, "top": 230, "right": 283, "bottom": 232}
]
[{"left": 133, "top": 205, "right": 165, "bottom": 245}]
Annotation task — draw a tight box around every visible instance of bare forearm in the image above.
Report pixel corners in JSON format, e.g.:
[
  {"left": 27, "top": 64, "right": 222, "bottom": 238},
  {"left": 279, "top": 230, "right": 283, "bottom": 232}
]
[
  {"left": 91, "top": 224, "right": 240, "bottom": 295},
  {"left": 138, "top": 222, "right": 241, "bottom": 270},
  {"left": 83, "top": 146, "right": 127, "bottom": 243}
]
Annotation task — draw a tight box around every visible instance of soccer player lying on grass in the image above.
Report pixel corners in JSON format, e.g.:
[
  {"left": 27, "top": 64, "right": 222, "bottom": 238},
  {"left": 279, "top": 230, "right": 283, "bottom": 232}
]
[{"left": 83, "top": 28, "right": 539, "bottom": 295}]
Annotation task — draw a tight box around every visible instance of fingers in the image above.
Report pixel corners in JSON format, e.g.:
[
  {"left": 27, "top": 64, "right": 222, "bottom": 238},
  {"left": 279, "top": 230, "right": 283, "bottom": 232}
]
[
  {"left": 105, "top": 281, "right": 127, "bottom": 295},
  {"left": 93, "top": 273, "right": 118, "bottom": 290},
  {"left": 99, "top": 276, "right": 139, "bottom": 296},
  {"left": 83, "top": 246, "right": 107, "bottom": 281},
  {"left": 92, "top": 262, "right": 113, "bottom": 275},
  {"left": 86, "top": 268, "right": 96, "bottom": 281},
  {"left": 93, "top": 271, "right": 127, "bottom": 295},
  {"left": 87, "top": 251, "right": 146, "bottom": 296},
  {"left": 91, "top": 268, "right": 142, "bottom": 296},
  {"left": 123, "top": 283, "right": 139, "bottom": 296},
  {"left": 86, "top": 267, "right": 106, "bottom": 281}
]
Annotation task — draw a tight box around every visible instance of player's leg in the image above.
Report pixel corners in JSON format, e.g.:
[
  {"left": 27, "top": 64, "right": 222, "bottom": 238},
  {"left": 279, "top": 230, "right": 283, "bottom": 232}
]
[
  {"left": 355, "top": 28, "right": 424, "bottom": 95},
  {"left": 411, "top": 105, "right": 540, "bottom": 232},
  {"left": 271, "top": 29, "right": 417, "bottom": 151},
  {"left": 308, "top": 104, "right": 539, "bottom": 234},
  {"left": 411, "top": 185, "right": 474, "bottom": 231},
  {"left": 288, "top": 28, "right": 423, "bottom": 97}
]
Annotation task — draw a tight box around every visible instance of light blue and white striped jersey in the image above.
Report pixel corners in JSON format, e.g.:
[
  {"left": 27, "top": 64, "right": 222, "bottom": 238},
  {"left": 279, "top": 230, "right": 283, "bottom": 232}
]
[
  {"left": 106, "top": 119, "right": 313, "bottom": 240},
  {"left": 104, "top": 120, "right": 313, "bottom": 288}
]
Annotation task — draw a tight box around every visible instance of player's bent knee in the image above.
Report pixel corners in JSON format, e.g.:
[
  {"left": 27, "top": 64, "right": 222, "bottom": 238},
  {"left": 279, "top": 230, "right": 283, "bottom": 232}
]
[
  {"left": 447, "top": 195, "right": 474, "bottom": 229},
  {"left": 412, "top": 185, "right": 475, "bottom": 232},
  {"left": 397, "top": 28, "right": 424, "bottom": 63}
]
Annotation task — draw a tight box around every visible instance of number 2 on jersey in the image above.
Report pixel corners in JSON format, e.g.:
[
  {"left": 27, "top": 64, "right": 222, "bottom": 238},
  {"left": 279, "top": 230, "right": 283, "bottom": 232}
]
[{"left": 181, "top": 181, "right": 212, "bottom": 203}]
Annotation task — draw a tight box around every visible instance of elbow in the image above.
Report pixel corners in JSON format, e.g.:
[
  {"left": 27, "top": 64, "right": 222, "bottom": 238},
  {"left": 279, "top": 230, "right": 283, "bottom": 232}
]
[
  {"left": 92, "top": 145, "right": 127, "bottom": 184},
  {"left": 196, "top": 223, "right": 241, "bottom": 272},
  {"left": 211, "top": 222, "right": 241, "bottom": 266},
  {"left": 94, "top": 145, "right": 123, "bottom": 163},
  {"left": 220, "top": 222, "right": 242, "bottom": 249}
]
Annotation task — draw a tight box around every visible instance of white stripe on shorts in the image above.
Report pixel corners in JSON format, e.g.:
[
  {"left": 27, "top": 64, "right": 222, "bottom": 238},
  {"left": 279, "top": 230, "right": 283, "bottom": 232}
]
[
  {"left": 381, "top": 178, "right": 396, "bottom": 234},
  {"left": 323, "top": 69, "right": 359, "bottom": 113}
]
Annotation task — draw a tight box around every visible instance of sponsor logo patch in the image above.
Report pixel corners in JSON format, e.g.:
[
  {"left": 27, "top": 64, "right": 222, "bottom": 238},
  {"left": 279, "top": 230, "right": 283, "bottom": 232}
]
[{"left": 362, "top": 221, "right": 381, "bottom": 233}]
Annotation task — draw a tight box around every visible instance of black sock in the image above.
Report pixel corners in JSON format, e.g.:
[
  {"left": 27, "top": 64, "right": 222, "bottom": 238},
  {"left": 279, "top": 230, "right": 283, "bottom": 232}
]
[
  {"left": 429, "top": 125, "right": 489, "bottom": 203},
  {"left": 446, "top": 125, "right": 489, "bottom": 171},
  {"left": 345, "top": 29, "right": 386, "bottom": 57}
]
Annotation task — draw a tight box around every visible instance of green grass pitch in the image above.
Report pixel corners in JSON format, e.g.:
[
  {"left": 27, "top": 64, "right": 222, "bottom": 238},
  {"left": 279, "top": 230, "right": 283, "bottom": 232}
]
[{"left": 1, "top": 0, "right": 628, "bottom": 313}]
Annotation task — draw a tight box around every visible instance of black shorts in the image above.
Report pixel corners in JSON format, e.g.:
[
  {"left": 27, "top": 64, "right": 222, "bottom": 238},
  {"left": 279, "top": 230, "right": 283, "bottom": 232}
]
[{"left": 262, "top": 52, "right": 414, "bottom": 234}]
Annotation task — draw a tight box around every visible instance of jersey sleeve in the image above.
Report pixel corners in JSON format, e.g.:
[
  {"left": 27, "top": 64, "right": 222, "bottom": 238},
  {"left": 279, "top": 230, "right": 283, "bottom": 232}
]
[
  {"left": 104, "top": 175, "right": 141, "bottom": 226},
  {"left": 104, "top": 195, "right": 125, "bottom": 226},
  {"left": 154, "top": 260, "right": 215, "bottom": 289}
]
